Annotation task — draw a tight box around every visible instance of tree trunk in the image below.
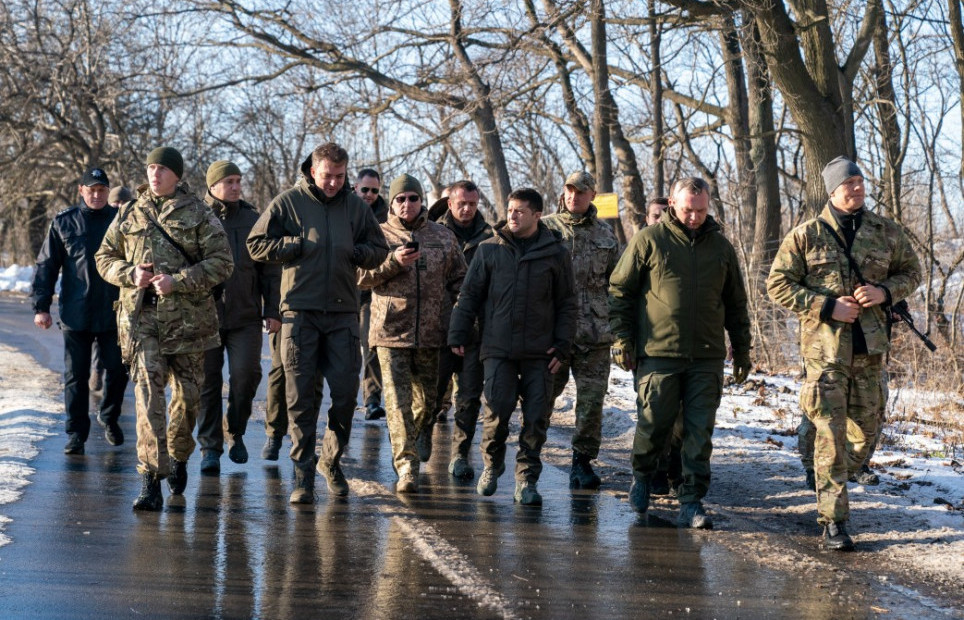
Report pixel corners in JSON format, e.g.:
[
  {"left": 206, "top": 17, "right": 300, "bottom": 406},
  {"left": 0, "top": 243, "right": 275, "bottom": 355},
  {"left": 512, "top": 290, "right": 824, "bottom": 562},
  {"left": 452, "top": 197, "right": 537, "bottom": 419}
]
[
  {"left": 719, "top": 14, "right": 755, "bottom": 235},
  {"left": 590, "top": 0, "right": 613, "bottom": 193},
  {"left": 947, "top": 0, "right": 964, "bottom": 179},
  {"left": 649, "top": 0, "right": 665, "bottom": 197},
  {"left": 742, "top": 14, "right": 782, "bottom": 290},
  {"left": 871, "top": 7, "right": 903, "bottom": 221}
]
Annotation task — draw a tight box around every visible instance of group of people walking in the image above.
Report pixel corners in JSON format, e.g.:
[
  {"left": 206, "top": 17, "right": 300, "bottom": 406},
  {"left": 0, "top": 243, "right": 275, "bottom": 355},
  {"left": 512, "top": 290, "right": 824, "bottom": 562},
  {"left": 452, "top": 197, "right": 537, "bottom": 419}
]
[{"left": 31, "top": 142, "right": 920, "bottom": 551}]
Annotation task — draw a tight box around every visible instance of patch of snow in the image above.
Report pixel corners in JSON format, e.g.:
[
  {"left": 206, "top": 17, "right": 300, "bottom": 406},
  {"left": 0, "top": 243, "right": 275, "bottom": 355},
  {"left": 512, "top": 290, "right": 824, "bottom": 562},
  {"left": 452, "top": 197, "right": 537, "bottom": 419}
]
[{"left": 0, "top": 265, "right": 34, "bottom": 294}]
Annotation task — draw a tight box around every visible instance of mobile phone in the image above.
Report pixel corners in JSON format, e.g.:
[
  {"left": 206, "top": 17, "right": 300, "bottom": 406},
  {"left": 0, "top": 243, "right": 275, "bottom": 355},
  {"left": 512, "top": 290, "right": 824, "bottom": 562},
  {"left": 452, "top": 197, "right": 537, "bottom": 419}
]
[{"left": 404, "top": 241, "right": 419, "bottom": 251}]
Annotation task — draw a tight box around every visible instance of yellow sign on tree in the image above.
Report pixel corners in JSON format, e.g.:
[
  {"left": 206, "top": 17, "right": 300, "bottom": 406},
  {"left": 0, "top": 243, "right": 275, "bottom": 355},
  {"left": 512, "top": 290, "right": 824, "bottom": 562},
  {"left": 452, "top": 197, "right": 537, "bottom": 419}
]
[{"left": 594, "top": 193, "right": 619, "bottom": 219}]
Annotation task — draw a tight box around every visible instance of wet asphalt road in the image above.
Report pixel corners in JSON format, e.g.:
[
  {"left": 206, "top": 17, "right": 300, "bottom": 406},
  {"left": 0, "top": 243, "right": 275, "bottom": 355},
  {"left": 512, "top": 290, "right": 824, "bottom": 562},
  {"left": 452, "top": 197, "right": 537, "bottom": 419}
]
[{"left": 0, "top": 295, "right": 953, "bottom": 619}]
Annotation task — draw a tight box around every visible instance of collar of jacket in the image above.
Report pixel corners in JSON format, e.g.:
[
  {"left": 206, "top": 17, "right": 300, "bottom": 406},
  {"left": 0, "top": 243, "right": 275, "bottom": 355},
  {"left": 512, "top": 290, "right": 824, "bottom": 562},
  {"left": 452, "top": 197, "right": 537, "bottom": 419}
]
[
  {"left": 557, "top": 203, "right": 598, "bottom": 226},
  {"left": 204, "top": 191, "right": 249, "bottom": 219},
  {"left": 371, "top": 195, "right": 389, "bottom": 223},
  {"left": 665, "top": 208, "right": 720, "bottom": 241},
  {"left": 387, "top": 208, "right": 427, "bottom": 232},
  {"left": 136, "top": 182, "right": 195, "bottom": 212},
  {"left": 441, "top": 209, "right": 490, "bottom": 236},
  {"left": 494, "top": 221, "right": 560, "bottom": 257},
  {"left": 821, "top": 200, "right": 864, "bottom": 233}
]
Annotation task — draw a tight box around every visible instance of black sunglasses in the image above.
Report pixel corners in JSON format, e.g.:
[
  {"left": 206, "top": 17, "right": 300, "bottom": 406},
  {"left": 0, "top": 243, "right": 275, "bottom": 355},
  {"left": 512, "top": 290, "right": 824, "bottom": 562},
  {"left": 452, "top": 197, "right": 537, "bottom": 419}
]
[
  {"left": 358, "top": 187, "right": 378, "bottom": 194},
  {"left": 394, "top": 194, "right": 421, "bottom": 204}
]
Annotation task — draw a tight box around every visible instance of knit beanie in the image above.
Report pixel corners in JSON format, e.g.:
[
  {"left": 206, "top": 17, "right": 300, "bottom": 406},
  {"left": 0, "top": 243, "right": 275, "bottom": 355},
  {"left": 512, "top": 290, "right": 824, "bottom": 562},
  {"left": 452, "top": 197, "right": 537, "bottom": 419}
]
[
  {"left": 206, "top": 160, "right": 242, "bottom": 188},
  {"left": 146, "top": 147, "right": 184, "bottom": 179},
  {"left": 108, "top": 186, "right": 133, "bottom": 204},
  {"left": 388, "top": 173, "right": 424, "bottom": 204},
  {"left": 821, "top": 156, "right": 863, "bottom": 195}
]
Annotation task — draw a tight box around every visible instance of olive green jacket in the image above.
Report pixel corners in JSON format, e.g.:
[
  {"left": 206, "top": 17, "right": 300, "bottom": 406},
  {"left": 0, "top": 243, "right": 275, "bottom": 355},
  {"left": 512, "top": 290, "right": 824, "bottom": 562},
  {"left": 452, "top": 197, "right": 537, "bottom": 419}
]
[
  {"left": 608, "top": 210, "right": 751, "bottom": 360},
  {"left": 95, "top": 183, "right": 234, "bottom": 356},
  {"left": 766, "top": 202, "right": 922, "bottom": 364}
]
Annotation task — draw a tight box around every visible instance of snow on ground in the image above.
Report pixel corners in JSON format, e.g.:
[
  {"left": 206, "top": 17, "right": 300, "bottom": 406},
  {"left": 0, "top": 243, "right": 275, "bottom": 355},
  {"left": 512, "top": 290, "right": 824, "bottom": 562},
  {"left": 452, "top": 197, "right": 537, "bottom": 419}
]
[
  {"left": 0, "top": 344, "right": 61, "bottom": 547},
  {"left": 0, "top": 265, "right": 34, "bottom": 294},
  {"left": 551, "top": 365, "right": 964, "bottom": 589}
]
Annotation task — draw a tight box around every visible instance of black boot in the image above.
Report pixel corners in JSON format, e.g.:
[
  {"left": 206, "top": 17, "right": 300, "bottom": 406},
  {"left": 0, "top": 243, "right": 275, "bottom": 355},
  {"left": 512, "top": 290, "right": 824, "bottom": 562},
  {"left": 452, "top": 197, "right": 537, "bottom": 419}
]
[
  {"left": 168, "top": 459, "right": 188, "bottom": 495},
  {"left": 823, "top": 521, "right": 855, "bottom": 551},
  {"left": 290, "top": 461, "right": 316, "bottom": 504},
  {"left": 133, "top": 472, "right": 163, "bottom": 511},
  {"left": 650, "top": 470, "right": 671, "bottom": 496},
  {"left": 569, "top": 451, "right": 601, "bottom": 490}
]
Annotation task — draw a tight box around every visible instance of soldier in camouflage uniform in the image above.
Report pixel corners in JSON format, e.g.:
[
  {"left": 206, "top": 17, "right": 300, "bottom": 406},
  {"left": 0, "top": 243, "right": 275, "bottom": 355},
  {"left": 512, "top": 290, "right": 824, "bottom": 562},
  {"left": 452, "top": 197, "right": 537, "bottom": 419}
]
[
  {"left": 542, "top": 171, "right": 619, "bottom": 490},
  {"left": 358, "top": 174, "right": 466, "bottom": 493},
  {"left": 96, "top": 147, "right": 233, "bottom": 511},
  {"left": 767, "top": 157, "right": 921, "bottom": 551}
]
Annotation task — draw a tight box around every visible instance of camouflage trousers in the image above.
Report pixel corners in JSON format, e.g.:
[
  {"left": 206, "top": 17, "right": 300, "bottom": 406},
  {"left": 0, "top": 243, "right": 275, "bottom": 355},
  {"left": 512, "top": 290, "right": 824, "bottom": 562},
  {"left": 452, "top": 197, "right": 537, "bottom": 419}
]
[
  {"left": 798, "top": 368, "right": 888, "bottom": 470},
  {"left": 130, "top": 309, "right": 204, "bottom": 477},
  {"left": 360, "top": 300, "right": 383, "bottom": 407},
  {"left": 377, "top": 347, "right": 439, "bottom": 476},
  {"left": 799, "top": 355, "right": 884, "bottom": 525},
  {"left": 550, "top": 345, "right": 610, "bottom": 458}
]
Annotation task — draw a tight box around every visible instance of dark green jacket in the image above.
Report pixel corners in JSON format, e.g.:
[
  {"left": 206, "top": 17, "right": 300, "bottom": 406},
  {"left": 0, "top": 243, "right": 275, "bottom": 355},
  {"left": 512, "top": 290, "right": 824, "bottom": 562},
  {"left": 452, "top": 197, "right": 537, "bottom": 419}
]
[
  {"left": 205, "top": 193, "right": 280, "bottom": 330},
  {"left": 608, "top": 210, "right": 751, "bottom": 360},
  {"left": 438, "top": 209, "right": 494, "bottom": 267},
  {"left": 449, "top": 222, "right": 577, "bottom": 361},
  {"left": 360, "top": 195, "right": 390, "bottom": 306},
  {"left": 246, "top": 155, "right": 389, "bottom": 314}
]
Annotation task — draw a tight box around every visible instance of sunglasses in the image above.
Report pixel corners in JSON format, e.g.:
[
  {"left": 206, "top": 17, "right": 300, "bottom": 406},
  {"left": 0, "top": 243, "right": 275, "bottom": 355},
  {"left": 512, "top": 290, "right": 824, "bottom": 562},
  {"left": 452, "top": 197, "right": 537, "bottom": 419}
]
[
  {"left": 394, "top": 194, "right": 421, "bottom": 204},
  {"left": 358, "top": 187, "right": 378, "bottom": 194}
]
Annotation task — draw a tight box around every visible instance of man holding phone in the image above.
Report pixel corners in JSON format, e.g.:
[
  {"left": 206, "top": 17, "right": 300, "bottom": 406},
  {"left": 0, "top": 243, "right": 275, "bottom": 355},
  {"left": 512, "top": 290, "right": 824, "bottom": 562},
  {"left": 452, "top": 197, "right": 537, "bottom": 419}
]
[{"left": 358, "top": 174, "right": 466, "bottom": 493}]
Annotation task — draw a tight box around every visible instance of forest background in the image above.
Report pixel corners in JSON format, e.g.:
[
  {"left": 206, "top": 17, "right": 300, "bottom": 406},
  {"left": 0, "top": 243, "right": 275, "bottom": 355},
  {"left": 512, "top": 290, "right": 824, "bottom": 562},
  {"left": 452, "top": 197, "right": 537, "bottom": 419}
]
[{"left": 1, "top": 0, "right": 963, "bottom": 433}]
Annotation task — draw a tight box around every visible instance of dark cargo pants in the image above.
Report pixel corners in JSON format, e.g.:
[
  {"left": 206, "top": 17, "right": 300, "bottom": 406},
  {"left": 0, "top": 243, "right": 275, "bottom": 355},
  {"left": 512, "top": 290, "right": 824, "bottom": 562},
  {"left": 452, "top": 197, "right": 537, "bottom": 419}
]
[
  {"left": 439, "top": 341, "right": 484, "bottom": 456},
  {"left": 480, "top": 357, "right": 553, "bottom": 484},
  {"left": 282, "top": 310, "right": 360, "bottom": 466},
  {"left": 360, "top": 300, "right": 382, "bottom": 407},
  {"left": 198, "top": 323, "right": 264, "bottom": 453},
  {"left": 631, "top": 357, "right": 724, "bottom": 504},
  {"left": 63, "top": 328, "right": 128, "bottom": 440}
]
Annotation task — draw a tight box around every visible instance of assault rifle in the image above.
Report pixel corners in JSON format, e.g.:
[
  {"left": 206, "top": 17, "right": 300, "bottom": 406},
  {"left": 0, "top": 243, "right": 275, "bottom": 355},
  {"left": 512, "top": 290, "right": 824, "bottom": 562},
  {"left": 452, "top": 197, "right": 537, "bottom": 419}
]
[
  {"left": 818, "top": 219, "right": 937, "bottom": 353},
  {"left": 889, "top": 299, "right": 937, "bottom": 352}
]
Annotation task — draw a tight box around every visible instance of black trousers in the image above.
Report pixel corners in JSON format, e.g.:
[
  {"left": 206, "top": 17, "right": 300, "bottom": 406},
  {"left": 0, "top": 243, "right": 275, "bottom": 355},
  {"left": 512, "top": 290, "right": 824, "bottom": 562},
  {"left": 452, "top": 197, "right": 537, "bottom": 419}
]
[{"left": 63, "top": 329, "right": 128, "bottom": 439}]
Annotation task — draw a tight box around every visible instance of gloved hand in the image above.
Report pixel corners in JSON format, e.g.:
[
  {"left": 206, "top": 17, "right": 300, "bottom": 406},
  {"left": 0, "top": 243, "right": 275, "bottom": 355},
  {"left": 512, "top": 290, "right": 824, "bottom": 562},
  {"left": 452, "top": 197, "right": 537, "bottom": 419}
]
[
  {"left": 611, "top": 340, "right": 636, "bottom": 372},
  {"left": 733, "top": 351, "right": 751, "bottom": 383}
]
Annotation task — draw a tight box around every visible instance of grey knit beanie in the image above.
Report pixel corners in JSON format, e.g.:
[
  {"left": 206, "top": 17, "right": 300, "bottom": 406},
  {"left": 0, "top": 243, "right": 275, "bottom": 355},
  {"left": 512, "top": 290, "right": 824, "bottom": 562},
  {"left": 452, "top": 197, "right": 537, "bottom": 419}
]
[{"left": 822, "top": 156, "right": 863, "bottom": 195}]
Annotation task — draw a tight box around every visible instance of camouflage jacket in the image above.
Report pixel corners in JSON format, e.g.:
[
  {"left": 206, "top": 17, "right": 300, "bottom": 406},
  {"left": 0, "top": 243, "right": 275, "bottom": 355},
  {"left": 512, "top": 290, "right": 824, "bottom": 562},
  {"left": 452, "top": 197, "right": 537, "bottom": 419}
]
[
  {"left": 543, "top": 204, "right": 619, "bottom": 349},
  {"left": 609, "top": 210, "right": 751, "bottom": 360},
  {"left": 358, "top": 209, "right": 466, "bottom": 348},
  {"left": 95, "top": 183, "right": 234, "bottom": 356},
  {"left": 767, "top": 202, "right": 922, "bottom": 364}
]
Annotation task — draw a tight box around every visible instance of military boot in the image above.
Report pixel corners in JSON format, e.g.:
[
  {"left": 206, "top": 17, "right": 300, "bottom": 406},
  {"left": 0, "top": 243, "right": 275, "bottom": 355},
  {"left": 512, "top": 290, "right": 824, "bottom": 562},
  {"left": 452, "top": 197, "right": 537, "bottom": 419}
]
[
  {"left": 63, "top": 433, "right": 85, "bottom": 455},
  {"left": 514, "top": 480, "right": 543, "bottom": 506},
  {"left": 849, "top": 464, "right": 879, "bottom": 486},
  {"left": 650, "top": 470, "right": 671, "bottom": 496},
  {"left": 569, "top": 451, "right": 602, "bottom": 490},
  {"left": 290, "top": 462, "right": 316, "bottom": 504},
  {"left": 228, "top": 435, "right": 248, "bottom": 464},
  {"left": 168, "top": 459, "right": 188, "bottom": 495},
  {"left": 396, "top": 472, "right": 418, "bottom": 494},
  {"left": 261, "top": 435, "right": 283, "bottom": 461},
  {"left": 448, "top": 453, "right": 475, "bottom": 481},
  {"left": 317, "top": 457, "right": 350, "bottom": 496},
  {"left": 629, "top": 478, "right": 650, "bottom": 514},
  {"left": 823, "top": 521, "right": 855, "bottom": 551},
  {"left": 476, "top": 464, "right": 505, "bottom": 497},
  {"left": 678, "top": 501, "right": 713, "bottom": 529},
  {"left": 200, "top": 450, "right": 221, "bottom": 475},
  {"left": 132, "top": 472, "right": 163, "bottom": 511}
]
